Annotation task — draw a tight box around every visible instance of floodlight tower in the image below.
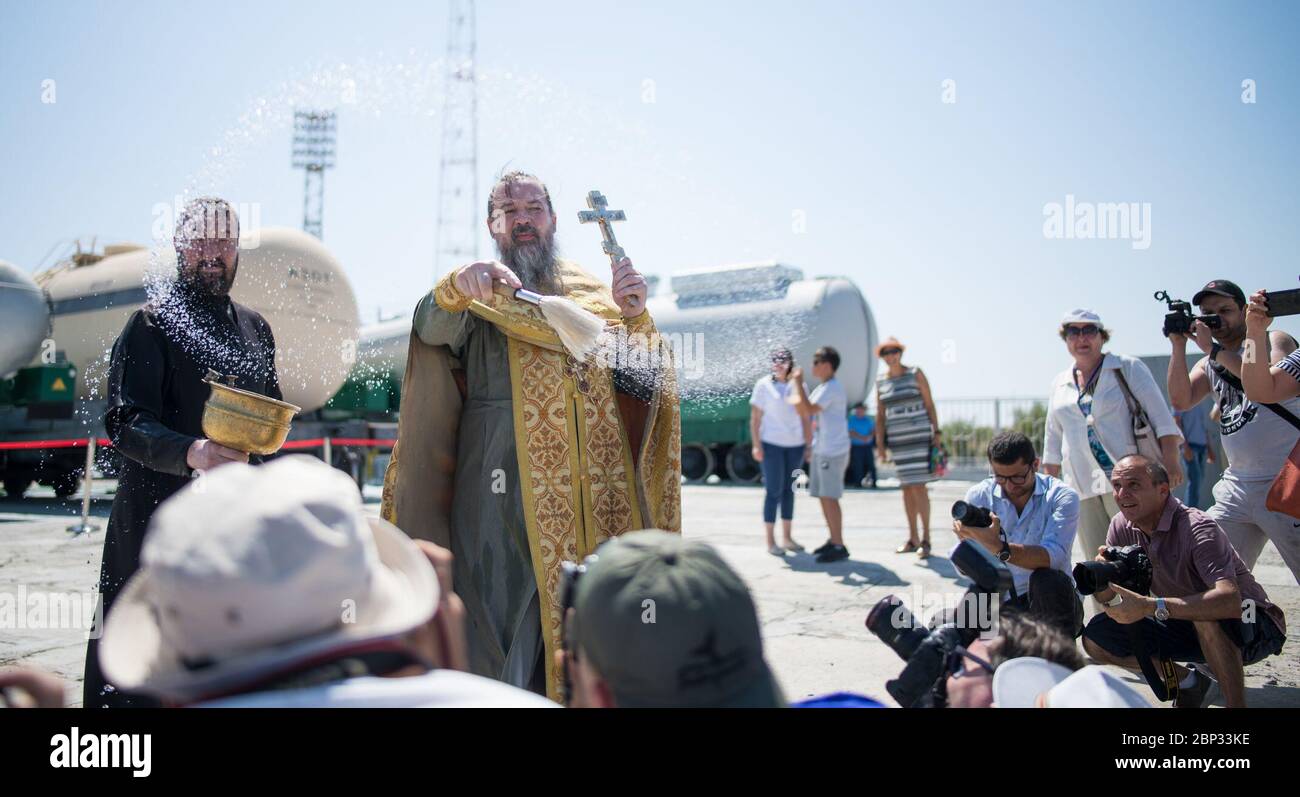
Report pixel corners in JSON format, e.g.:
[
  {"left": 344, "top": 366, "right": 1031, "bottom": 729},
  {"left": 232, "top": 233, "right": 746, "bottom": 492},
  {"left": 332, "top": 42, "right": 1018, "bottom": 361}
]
[
  {"left": 434, "top": 0, "right": 479, "bottom": 277},
  {"left": 292, "top": 110, "right": 337, "bottom": 239}
]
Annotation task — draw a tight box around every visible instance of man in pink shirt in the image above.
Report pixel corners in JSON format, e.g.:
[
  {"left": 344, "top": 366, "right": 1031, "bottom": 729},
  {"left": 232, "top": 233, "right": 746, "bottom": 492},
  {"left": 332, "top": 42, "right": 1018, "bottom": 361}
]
[{"left": 1081, "top": 455, "right": 1286, "bottom": 708}]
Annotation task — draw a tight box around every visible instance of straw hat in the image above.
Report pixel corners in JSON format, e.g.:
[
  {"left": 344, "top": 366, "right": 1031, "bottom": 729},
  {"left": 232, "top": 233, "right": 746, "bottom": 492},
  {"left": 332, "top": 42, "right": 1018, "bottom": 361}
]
[{"left": 875, "top": 337, "right": 905, "bottom": 357}]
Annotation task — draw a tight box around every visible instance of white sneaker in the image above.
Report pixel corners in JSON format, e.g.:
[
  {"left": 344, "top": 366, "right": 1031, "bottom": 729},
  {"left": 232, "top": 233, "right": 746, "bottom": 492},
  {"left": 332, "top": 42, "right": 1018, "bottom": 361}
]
[{"left": 768, "top": 544, "right": 786, "bottom": 556}]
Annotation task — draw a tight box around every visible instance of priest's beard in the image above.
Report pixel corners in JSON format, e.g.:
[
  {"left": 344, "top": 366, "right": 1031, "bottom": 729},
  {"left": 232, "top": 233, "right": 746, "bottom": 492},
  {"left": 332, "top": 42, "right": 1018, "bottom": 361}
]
[
  {"left": 497, "top": 225, "right": 562, "bottom": 295},
  {"left": 176, "top": 251, "right": 238, "bottom": 301}
]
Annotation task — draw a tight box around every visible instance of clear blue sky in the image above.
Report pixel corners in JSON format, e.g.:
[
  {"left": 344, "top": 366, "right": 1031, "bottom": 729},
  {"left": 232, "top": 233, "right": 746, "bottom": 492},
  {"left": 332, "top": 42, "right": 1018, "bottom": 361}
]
[{"left": 2, "top": 0, "right": 1297, "bottom": 397}]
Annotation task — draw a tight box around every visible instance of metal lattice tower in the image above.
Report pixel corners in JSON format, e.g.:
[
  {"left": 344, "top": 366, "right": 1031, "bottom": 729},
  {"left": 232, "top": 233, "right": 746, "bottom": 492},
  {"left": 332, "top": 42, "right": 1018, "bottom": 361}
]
[
  {"left": 434, "top": 0, "right": 479, "bottom": 277},
  {"left": 292, "top": 110, "right": 337, "bottom": 239}
]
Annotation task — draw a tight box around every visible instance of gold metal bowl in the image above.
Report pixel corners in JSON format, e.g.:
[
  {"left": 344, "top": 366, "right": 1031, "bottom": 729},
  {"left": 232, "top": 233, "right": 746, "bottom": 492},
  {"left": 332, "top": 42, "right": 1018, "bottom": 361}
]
[{"left": 201, "top": 375, "right": 301, "bottom": 456}]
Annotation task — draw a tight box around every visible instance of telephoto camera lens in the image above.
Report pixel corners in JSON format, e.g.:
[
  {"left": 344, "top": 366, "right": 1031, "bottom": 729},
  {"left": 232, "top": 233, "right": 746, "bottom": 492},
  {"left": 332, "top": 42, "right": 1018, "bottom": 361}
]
[
  {"left": 952, "top": 500, "right": 993, "bottom": 528},
  {"left": 866, "top": 595, "right": 930, "bottom": 661}
]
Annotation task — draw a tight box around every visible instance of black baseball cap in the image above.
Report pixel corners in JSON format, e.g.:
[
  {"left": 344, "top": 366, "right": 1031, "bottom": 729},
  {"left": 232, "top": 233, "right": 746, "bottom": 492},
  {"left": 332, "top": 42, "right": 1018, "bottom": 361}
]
[
  {"left": 1192, "top": 279, "right": 1246, "bottom": 307},
  {"left": 570, "top": 530, "right": 785, "bottom": 708}
]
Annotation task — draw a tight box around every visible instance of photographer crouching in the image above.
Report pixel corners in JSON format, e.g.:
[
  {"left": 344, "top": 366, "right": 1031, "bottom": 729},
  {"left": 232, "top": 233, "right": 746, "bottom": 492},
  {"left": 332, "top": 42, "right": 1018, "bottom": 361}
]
[
  {"left": 1080, "top": 455, "right": 1287, "bottom": 708},
  {"left": 951, "top": 431, "right": 1084, "bottom": 639}
]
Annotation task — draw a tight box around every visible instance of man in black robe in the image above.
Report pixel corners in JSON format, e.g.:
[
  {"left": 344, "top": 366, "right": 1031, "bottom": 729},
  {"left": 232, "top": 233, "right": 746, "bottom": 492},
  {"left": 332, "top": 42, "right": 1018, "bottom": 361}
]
[{"left": 83, "top": 197, "right": 281, "bottom": 707}]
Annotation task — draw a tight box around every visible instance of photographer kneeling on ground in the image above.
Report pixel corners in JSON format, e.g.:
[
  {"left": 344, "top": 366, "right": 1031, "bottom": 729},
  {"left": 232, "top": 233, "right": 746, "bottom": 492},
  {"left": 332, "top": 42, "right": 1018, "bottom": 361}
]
[
  {"left": 953, "top": 431, "right": 1084, "bottom": 639},
  {"left": 1081, "top": 455, "right": 1287, "bottom": 708}
]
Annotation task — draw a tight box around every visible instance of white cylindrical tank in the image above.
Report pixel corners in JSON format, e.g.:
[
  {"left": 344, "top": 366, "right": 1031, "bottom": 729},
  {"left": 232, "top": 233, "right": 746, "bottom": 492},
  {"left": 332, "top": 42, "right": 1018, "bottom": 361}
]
[
  {"left": 0, "top": 261, "right": 50, "bottom": 378},
  {"left": 34, "top": 227, "right": 359, "bottom": 412},
  {"left": 646, "top": 262, "right": 879, "bottom": 406},
  {"left": 349, "top": 262, "right": 880, "bottom": 405}
]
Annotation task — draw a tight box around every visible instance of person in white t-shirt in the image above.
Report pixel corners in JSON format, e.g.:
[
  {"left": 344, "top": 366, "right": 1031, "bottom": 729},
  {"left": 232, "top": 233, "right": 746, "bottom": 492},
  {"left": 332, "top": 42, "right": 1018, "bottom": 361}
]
[
  {"left": 791, "top": 346, "right": 853, "bottom": 563},
  {"left": 750, "top": 348, "right": 813, "bottom": 556}
]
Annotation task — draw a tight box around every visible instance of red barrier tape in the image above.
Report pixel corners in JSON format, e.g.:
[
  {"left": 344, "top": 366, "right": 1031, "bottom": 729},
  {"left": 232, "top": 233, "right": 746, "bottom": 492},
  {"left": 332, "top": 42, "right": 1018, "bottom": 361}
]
[
  {"left": 0, "top": 438, "right": 112, "bottom": 451},
  {"left": 0, "top": 437, "right": 395, "bottom": 451}
]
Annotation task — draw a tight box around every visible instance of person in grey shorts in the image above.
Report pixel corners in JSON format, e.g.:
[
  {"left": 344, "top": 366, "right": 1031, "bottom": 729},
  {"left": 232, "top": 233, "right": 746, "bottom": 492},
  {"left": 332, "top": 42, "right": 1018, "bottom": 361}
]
[{"left": 791, "top": 346, "right": 852, "bottom": 563}]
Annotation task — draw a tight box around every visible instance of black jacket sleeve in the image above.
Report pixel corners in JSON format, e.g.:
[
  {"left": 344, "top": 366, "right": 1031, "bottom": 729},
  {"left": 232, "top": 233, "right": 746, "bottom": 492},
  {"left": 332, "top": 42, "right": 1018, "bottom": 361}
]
[
  {"left": 260, "top": 316, "right": 283, "bottom": 402},
  {"left": 103, "top": 311, "right": 197, "bottom": 477}
]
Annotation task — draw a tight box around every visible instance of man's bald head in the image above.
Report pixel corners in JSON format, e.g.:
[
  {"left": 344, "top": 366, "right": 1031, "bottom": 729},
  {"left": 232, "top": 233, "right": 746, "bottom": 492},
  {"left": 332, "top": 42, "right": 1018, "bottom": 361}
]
[
  {"left": 174, "top": 197, "right": 239, "bottom": 247},
  {"left": 1113, "top": 455, "right": 1169, "bottom": 487},
  {"left": 1110, "top": 455, "right": 1171, "bottom": 529}
]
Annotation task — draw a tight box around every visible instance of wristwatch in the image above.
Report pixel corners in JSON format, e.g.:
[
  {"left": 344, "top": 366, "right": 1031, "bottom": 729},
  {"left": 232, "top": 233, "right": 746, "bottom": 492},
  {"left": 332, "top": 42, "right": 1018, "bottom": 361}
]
[
  {"left": 997, "top": 538, "right": 1011, "bottom": 563},
  {"left": 1154, "top": 597, "right": 1170, "bottom": 622},
  {"left": 1102, "top": 592, "right": 1123, "bottom": 607}
]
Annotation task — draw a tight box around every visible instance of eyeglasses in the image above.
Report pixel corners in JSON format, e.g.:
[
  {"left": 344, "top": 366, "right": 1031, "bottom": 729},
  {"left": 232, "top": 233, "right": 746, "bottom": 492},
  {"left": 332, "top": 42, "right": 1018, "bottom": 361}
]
[
  {"left": 880, "top": 348, "right": 902, "bottom": 357},
  {"left": 991, "top": 465, "right": 1035, "bottom": 486},
  {"left": 1064, "top": 324, "right": 1100, "bottom": 338},
  {"left": 948, "top": 646, "right": 995, "bottom": 679}
]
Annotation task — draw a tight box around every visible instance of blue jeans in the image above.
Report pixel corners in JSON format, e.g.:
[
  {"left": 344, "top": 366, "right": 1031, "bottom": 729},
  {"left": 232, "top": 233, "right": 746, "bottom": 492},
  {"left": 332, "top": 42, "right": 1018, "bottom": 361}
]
[
  {"left": 1183, "top": 443, "right": 1207, "bottom": 509},
  {"left": 761, "top": 442, "right": 805, "bottom": 523}
]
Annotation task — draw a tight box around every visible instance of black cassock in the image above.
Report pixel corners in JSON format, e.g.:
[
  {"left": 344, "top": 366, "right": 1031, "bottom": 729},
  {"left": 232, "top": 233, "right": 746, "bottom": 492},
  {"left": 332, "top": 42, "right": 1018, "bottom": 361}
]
[{"left": 84, "top": 288, "right": 280, "bottom": 707}]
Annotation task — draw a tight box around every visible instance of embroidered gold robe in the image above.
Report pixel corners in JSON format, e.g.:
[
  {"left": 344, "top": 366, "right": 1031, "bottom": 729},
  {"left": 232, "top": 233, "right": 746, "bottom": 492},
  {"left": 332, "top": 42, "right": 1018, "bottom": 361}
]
[{"left": 381, "top": 260, "right": 681, "bottom": 700}]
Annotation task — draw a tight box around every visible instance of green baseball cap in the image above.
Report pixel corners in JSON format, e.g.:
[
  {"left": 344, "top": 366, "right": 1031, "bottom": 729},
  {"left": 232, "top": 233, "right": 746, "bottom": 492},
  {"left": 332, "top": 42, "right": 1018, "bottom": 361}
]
[{"left": 570, "top": 529, "right": 785, "bottom": 708}]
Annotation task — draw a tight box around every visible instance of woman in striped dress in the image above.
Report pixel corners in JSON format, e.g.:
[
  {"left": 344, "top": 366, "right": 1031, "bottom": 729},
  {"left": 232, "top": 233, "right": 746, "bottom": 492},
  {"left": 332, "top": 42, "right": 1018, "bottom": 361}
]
[{"left": 875, "top": 338, "right": 941, "bottom": 558}]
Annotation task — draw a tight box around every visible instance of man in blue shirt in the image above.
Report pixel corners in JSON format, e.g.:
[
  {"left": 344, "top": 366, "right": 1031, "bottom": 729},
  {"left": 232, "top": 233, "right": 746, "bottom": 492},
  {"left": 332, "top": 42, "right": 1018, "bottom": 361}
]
[
  {"left": 847, "top": 403, "right": 877, "bottom": 489},
  {"left": 953, "top": 431, "right": 1084, "bottom": 638}
]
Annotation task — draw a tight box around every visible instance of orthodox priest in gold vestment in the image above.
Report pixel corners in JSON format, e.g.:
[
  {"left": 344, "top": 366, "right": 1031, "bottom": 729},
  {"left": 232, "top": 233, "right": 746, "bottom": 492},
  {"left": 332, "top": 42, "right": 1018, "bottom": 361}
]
[{"left": 382, "top": 172, "right": 681, "bottom": 700}]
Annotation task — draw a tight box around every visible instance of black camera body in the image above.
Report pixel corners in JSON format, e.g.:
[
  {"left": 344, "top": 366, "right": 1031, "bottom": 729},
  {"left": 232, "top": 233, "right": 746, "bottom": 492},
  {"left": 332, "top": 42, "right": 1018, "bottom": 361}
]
[
  {"left": 865, "top": 540, "right": 1013, "bottom": 707},
  {"left": 1072, "top": 544, "right": 1153, "bottom": 596},
  {"left": 1156, "top": 290, "right": 1221, "bottom": 337}
]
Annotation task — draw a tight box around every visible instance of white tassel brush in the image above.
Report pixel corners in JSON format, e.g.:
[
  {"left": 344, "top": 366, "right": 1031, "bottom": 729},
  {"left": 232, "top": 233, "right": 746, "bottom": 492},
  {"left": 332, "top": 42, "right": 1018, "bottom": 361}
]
[{"left": 492, "top": 281, "right": 606, "bottom": 361}]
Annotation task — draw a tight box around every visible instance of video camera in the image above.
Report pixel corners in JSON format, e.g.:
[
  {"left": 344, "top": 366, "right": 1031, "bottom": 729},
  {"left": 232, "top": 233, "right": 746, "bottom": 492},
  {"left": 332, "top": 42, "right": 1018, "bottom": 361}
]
[
  {"left": 1155, "top": 290, "right": 1221, "bottom": 337},
  {"left": 1072, "top": 544, "right": 1153, "bottom": 596},
  {"left": 865, "top": 539, "right": 1013, "bottom": 707}
]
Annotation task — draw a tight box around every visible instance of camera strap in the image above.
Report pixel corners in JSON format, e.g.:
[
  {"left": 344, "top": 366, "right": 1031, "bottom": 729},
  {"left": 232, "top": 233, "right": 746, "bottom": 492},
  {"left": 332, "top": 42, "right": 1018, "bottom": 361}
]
[
  {"left": 1208, "top": 360, "right": 1300, "bottom": 432},
  {"left": 1128, "top": 624, "right": 1180, "bottom": 702}
]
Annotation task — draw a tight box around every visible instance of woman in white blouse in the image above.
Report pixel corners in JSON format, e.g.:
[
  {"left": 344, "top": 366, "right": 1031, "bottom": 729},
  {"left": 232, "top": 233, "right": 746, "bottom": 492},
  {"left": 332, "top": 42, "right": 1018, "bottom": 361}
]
[
  {"left": 1043, "top": 309, "right": 1184, "bottom": 562},
  {"left": 750, "top": 349, "right": 813, "bottom": 555}
]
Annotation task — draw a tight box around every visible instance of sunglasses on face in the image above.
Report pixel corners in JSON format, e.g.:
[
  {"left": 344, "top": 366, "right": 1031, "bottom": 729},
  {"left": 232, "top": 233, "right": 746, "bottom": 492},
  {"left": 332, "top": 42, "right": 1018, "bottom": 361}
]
[
  {"left": 1064, "top": 325, "right": 1100, "bottom": 338},
  {"left": 880, "top": 348, "right": 902, "bottom": 357},
  {"left": 948, "top": 646, "right": 996, "bottom": 679}
]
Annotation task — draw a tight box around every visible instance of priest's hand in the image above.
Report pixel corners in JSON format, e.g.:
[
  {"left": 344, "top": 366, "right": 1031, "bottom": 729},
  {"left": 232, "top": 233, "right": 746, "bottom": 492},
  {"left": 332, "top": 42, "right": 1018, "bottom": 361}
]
[
  {"left": 186, "top": 439, "right": 248, "bottom": 471},
  {"left": 454, "top": 260, "right": 522, "bottom": 303},
  {"left": 612, "top": 257, "right": 648, "bottom": 318}
]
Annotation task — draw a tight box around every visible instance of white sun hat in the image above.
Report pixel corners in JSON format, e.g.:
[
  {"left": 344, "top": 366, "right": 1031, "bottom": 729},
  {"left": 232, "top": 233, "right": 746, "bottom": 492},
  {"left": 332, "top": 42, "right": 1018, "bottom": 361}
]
[
  {"left": 99, "top": 455, "right": 438, "bottom": 703},
  {"left": 1061, "top": 308, "right": 1103, "bottom": 327},
  {"left": 991, "top": 657, "right": 1076, "bottom": 708},
  {"left": 1042, "top": 666, "right": 1151, "bottom": 708}
]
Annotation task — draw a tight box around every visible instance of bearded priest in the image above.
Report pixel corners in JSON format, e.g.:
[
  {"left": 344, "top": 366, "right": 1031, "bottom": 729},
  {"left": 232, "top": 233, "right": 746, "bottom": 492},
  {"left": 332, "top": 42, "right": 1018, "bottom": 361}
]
[{"left": 382, "top": 171, "right": 681, "bottom": 700}]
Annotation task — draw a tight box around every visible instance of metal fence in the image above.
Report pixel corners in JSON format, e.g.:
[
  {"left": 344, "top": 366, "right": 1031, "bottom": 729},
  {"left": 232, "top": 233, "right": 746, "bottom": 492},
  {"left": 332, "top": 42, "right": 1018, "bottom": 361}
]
[{"left": 934, "top": 397, "right": 1048, "bottom": 475}]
